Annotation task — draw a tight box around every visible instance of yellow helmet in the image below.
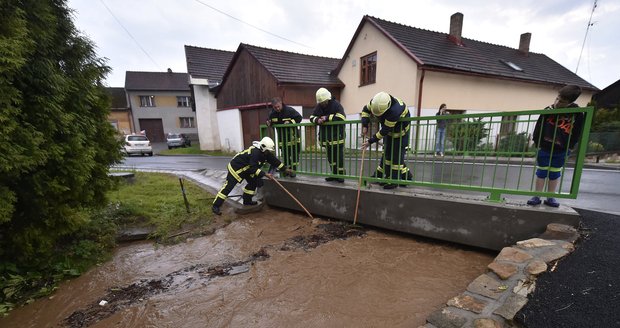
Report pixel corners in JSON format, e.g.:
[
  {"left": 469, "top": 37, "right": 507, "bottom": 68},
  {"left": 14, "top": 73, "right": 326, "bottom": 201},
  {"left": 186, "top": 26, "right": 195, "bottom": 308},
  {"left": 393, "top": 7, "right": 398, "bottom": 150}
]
[
  {"left": 259, "top": 137, "right": 275, "bottom": 152},
  {"left": 315, "top": 88, "right": 331, "bottom": 104},
  {"left": 370, "top": 92, "right": 391, "bottom": 116}
]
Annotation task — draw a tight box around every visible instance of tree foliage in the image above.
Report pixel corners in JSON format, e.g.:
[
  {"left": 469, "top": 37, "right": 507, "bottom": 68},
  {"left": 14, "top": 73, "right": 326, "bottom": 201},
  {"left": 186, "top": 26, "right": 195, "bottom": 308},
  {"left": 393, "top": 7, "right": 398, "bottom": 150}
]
[
  {"left": 447, "top": 118, "right": 490, "bottom": 152},
  {"left": 0, "top": 0, "right": 123, "bottom": 265}
]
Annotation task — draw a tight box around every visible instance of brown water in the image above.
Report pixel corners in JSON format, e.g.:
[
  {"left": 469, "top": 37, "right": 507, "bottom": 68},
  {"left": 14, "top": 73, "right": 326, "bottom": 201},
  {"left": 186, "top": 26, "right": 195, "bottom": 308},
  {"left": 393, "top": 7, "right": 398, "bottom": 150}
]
[{"left": 0, "top": 209, "right": 493, "bottom": 328}]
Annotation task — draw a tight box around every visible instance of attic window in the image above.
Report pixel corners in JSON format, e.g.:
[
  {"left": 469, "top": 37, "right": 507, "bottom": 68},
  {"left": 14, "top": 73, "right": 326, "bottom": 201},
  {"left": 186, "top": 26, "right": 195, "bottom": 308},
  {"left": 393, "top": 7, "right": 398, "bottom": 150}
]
[{"left": 500, "top": 59, "right": 523, "bottom": 72}]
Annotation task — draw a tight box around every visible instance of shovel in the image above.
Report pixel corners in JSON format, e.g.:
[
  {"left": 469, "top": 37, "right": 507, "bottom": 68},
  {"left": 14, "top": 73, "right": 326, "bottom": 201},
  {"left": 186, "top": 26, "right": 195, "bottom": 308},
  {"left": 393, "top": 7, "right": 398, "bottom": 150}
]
[
  {"left": 266, "top": 174, "right": 313, "bottom": 219},
  {"left": 352, "top": 139, "right": 367, "bottom": 226}
]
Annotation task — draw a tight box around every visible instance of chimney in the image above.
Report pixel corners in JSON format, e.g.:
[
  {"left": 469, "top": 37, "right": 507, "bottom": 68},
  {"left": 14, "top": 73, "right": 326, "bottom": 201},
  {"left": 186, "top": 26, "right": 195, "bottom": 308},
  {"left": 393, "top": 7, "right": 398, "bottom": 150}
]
[
  {"left": 519, "top": 32, "right": 531, "bottom": 55},
  {"left": 167, "top": 68, "right": 172, "bottom": 73},
  {"left": 449, "top": 12, "right": 463, "bottom": 45}
]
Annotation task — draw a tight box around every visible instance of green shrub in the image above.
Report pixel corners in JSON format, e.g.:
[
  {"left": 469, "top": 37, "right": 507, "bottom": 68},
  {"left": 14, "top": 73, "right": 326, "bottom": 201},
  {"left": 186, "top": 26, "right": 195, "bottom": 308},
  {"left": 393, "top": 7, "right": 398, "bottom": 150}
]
[
  {"left": 448, "top": 118, "right": 489, "bottom": 152},
  {"left": 498, "top": 132, "right": 530, "bottom": 153}
]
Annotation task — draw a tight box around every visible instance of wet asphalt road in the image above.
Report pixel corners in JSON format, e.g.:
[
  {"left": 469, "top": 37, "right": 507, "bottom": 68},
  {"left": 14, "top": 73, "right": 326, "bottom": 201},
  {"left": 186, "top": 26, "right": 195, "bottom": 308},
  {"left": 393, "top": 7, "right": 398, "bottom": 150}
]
[{"left": 114, "top": 153, "right": 620, "bottom": 216}]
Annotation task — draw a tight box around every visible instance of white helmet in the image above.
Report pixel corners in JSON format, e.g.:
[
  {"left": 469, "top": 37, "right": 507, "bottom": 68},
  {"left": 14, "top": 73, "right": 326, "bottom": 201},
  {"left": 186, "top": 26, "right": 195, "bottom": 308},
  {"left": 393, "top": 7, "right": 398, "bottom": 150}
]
[
  {"left": 259, "top": 137, "right": 275, "bottom": 152},
  {"left": 369, "top": 92, "right": 391, "bottom": 116},
  {"left": 315, "top": 87, "right": 331, "bottom": 104}
]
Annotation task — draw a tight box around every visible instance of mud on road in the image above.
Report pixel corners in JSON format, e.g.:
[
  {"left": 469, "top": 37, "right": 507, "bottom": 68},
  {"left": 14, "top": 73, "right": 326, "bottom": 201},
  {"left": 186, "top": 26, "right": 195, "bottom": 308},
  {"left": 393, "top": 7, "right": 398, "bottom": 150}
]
[{"left": 1, "top": 208, "right": 493, "bottom": 328}]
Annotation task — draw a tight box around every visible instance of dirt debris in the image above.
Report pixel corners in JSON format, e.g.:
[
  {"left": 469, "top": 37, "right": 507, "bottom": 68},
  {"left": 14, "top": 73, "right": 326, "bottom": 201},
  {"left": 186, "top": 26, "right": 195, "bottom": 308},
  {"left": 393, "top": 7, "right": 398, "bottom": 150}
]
[{"left": 62, "top": 222, "right": 365, "bottom": 328}]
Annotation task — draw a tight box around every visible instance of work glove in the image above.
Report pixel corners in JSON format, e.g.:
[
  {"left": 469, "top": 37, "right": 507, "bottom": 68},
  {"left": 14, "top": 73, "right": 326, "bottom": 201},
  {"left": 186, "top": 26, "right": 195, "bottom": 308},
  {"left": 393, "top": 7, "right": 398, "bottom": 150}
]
[{"left": 284, "top": 168, "right": 296, "bottom": 177}]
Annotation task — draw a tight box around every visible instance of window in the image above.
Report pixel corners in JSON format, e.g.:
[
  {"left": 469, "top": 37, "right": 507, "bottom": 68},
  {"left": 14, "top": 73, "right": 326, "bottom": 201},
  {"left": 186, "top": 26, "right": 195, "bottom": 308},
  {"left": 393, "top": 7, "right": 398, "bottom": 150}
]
[
  {"left": 499, "top": 59, "right": 523, "bottom": 72},
  {"left": 139, "top": 95, "right": 156, "bottom": 107},
  {"left": 177, "top": 96, "right": 191, "bottom": 107},
  {"left": 179, "top": 117, "right": 195, "bottom": 128},
  {"left": 360, "top": 52, "right": 377, "bottom": 86}
]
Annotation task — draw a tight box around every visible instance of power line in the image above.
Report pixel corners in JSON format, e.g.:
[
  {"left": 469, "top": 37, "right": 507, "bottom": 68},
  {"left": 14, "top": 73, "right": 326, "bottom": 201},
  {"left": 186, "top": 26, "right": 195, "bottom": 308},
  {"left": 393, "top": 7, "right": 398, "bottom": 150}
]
[
  {"left": 193, "top": 0, "right": 311, "bottom": 48},
  {"left": 98, "top": 0, "right": 160, "bottom": 69},
  {"left": 576, "top": 0, "right": 597, "bottom": 74}
]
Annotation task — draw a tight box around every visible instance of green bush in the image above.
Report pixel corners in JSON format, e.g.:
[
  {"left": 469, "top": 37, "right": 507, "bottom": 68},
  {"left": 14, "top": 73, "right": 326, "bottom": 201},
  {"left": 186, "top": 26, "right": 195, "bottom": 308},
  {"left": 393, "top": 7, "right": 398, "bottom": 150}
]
[
  {"left": 448, "top": 118, "right": 489, "bottom": 152},
  {"left": 498, "top": 132, "right": 530, "bottom": 153},
  {"left": 587, "top": 141, "right": 605, "bottom": 152}
]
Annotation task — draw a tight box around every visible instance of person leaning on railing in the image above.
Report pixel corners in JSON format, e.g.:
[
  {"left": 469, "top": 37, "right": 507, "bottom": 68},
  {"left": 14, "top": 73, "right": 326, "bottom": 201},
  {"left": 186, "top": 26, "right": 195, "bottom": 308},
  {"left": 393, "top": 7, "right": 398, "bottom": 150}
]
[
  {"left": 361, "top": 91, "right": 413, "bottom": 189},
  {"left": 266, "top": 97, "right": 302, "bottom": 177},
  {"left": 527, "top": 85, "right": 585, "bottom": 208},
  {"left": 310, "top": 87, "right": 347, "bottom": 183}
]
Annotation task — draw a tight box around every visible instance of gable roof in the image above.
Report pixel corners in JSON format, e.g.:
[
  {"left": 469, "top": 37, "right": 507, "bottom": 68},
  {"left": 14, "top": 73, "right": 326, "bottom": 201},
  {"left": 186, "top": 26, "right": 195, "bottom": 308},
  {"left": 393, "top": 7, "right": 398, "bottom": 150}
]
[
  {"left": 335, "top": 15, "right": 597, "bottom": 91},
  {"left": 124, "top": 71, "right": 189, "bottom": 91},
  {"left": 220, "top": 43, "right": 344, "bottom": 88},
  {"left": 184, "top": 45, "right": 234, "bottom": 82},
  {"left": 105, "top": 87, "right": 128, "bottom": 109},
  {"left": 593, "top": 78, "right": 620, "bottom": 108}
]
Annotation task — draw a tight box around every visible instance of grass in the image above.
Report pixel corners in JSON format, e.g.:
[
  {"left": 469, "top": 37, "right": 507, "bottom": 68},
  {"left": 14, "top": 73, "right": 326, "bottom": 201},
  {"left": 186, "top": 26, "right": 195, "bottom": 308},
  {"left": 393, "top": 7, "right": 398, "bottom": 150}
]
[
  {"left": 108, "top": 172, "right": 219, "bottom": 242},
  {"left": 158, "top": 145, "right": 235, "bottom": 156}
]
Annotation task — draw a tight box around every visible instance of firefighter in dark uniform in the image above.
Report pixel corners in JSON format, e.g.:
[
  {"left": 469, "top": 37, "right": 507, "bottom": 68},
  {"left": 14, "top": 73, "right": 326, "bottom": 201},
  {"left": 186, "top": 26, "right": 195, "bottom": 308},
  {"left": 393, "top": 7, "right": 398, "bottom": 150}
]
[
  {"left": 310, "top": 88, "right": 346, "bottom": 182},
  {"left": 212, "top": 137, "right": 294, "bottom": 215},
  {"left": 266, "top": 97, "right": 302, "bottom": 176},
  {"left": 361, "top": 91, "right": 412, "bottom": 189}
]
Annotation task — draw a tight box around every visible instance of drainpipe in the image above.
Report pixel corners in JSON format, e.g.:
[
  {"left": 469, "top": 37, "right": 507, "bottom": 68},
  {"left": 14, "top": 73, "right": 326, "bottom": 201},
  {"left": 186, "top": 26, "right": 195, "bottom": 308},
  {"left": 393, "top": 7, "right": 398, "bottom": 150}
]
[{"left": 414, "top": 69, "right": 425, "bottom": 153}]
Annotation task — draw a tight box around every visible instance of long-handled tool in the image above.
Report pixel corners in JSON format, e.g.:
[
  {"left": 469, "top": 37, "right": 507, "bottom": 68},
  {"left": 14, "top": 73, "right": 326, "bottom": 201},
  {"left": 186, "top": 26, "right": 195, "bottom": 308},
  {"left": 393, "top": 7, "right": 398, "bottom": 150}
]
[
  {"left": 353, "top": 139, "right": 367, "bottom": 226},
  {"left": 266, "top": 174, "right": 313, "bottom": 219}
]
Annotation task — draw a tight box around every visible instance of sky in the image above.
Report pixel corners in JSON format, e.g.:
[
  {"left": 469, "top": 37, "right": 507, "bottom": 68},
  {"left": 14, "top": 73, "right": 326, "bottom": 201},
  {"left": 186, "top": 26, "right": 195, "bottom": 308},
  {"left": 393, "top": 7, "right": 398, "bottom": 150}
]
[{"left": 67, "top": 0, "right": 619, "bottom": 90}]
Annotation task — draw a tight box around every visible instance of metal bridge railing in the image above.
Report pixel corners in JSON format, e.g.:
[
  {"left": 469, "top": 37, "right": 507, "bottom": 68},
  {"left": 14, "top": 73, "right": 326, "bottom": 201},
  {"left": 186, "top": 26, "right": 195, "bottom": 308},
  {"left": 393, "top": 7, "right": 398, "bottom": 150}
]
[{"left": 261, "top": 107, "right": 594, "bottom": 202}]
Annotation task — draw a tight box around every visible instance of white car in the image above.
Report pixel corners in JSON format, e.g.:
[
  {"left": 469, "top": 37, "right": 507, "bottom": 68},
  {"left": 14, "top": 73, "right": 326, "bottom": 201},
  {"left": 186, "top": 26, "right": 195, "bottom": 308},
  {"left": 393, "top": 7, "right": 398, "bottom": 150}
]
[{"left": 123, "top": 134, "right": 153, "bottom": 156}]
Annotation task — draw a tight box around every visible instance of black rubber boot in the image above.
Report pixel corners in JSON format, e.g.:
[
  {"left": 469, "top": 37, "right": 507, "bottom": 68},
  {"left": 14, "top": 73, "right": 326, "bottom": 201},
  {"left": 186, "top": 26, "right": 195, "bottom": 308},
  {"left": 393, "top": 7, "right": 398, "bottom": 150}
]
[{"left": 212, "top": 205, "right": 222, "bottom": 215}]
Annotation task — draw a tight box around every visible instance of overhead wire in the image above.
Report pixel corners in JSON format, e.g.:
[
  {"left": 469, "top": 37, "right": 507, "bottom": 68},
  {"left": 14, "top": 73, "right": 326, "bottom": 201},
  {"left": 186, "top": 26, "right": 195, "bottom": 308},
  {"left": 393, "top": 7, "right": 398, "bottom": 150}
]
[
  {"left": 192, "top": 0, "right": 311, "bottom": 49},
  {"left": 98, "top": 0, "right": 160, "bottom": 69},
  {"left": 575, "top": 0, "right": 597, "bottom": 74}
]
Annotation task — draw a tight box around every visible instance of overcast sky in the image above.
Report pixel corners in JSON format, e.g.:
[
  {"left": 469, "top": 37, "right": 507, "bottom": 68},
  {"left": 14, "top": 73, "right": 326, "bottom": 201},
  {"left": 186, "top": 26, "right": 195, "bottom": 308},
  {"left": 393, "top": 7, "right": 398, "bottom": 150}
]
[{"left": 67, "top": 0, "right": 618, "bottom": 90}]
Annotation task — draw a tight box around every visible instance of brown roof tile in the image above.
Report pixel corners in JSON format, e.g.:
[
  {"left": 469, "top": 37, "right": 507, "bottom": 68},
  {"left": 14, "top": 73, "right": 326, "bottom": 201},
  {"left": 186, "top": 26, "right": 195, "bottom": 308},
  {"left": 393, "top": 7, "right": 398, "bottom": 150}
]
[
  {"left": 184, "top": 45, "right": 234, "bottom": 82},
  {"left": 337, "top": 15, "right": 598, "bottom": 91},
  {"left": 105, "top": 87, "right": 128, "bottom": 109},
  {"left": 124, "top": 71, "right": 189, "bottom": 91},
  {"left": 237, "top": 43, "right": 343, "bottom": 85}
]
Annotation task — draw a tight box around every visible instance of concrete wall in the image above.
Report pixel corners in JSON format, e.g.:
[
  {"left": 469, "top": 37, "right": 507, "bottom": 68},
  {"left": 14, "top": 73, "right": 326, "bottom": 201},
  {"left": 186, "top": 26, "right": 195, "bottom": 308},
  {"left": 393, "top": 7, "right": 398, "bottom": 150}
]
[
  {"left": 217, "top": 108, "right": 244, "bottom": 152},
  {"left": 191, "top": 77, "right": 221, "bottom": 150},
  {"left": 262, "top": 179, "right": 580, "bottom": 251}
]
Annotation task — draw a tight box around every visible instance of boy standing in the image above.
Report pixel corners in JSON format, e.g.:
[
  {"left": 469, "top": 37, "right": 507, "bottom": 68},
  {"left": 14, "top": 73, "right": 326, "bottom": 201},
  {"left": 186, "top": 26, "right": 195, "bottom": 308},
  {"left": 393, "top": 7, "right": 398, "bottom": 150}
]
[{"left": 527, "top": 85, "right": 584, "bottom": 207}]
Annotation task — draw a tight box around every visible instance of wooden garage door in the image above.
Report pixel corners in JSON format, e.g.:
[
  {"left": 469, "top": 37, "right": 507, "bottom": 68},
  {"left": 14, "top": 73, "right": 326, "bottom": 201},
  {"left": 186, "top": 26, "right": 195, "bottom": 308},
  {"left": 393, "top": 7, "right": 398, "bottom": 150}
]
[
  {"left": 241, "top": 108, "right": 270, "bottom": 148},
  {"left": 138, "top": 119, "right": 165, "bottom": 142}
]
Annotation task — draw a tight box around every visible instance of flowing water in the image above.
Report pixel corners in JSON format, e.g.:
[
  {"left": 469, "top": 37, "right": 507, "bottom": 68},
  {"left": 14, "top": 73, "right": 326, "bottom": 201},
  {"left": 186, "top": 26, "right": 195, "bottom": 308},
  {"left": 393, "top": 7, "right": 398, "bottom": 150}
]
[{"left": 0, "top": 209, "right": 494, "bottom": 328}]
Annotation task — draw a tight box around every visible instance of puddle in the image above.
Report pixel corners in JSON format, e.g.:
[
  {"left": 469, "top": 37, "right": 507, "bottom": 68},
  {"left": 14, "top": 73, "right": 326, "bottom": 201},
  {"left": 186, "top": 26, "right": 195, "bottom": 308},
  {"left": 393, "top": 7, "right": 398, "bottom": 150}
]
[{"left": 0, "top": 209, "right": 493, "bottom": 328}]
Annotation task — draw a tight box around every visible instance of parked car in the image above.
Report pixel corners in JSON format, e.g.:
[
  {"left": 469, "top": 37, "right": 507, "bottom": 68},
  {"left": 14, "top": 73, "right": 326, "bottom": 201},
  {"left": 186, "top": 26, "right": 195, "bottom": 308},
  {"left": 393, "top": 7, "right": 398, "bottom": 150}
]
[
  {"left": 123, "top": 134, "right": 153, "bottom": 156},
  {"left": 166, "top": 133, "right": 191, "bottom": 149}
]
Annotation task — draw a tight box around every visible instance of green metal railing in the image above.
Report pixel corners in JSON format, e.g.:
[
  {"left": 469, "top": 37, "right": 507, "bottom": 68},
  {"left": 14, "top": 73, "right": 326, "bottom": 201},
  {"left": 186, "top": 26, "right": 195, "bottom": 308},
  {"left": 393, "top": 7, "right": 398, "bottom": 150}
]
[{"left": 261, "top": 107, "right": 594, "bottom": 202}]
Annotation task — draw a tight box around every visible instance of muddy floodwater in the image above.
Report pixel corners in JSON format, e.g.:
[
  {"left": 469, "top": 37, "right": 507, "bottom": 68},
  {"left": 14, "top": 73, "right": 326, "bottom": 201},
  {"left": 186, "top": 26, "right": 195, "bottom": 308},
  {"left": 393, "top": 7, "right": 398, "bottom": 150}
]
[{"left": 1, "top": 208, "right": 494, "bottom": 328}]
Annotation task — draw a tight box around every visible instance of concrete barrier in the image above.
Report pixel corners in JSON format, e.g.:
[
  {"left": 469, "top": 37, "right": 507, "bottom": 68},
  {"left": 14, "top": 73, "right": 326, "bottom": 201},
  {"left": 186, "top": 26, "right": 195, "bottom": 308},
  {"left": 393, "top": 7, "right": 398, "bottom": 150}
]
[{"left": 262, "top": 177, "right": 580, "bottom": 251}]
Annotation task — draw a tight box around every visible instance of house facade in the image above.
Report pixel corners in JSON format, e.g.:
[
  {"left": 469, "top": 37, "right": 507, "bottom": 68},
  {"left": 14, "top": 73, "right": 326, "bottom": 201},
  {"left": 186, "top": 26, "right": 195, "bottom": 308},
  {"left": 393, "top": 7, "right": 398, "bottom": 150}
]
[
  {"left": 106, "top": 87, "right": 133, "bottom": 135},
  {"left": 335, "top": 14, "right": 598, "bottom": 118},
  {"left": 125, "top": 70, "right": 195, "bottom": 143}
]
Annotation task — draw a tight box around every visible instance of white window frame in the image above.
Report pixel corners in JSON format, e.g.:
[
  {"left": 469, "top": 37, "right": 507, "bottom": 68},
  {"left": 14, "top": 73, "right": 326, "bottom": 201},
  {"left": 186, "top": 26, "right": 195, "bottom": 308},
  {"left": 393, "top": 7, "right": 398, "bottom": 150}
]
[
  {"left": 177, "top": 96, "right": 191, "bottom": 107},
  {"left": 139, "top": 95, "right": 156, "bottom": 107},
  {"left": 179, "top": 117, "right": 195, "bottom": 128}
]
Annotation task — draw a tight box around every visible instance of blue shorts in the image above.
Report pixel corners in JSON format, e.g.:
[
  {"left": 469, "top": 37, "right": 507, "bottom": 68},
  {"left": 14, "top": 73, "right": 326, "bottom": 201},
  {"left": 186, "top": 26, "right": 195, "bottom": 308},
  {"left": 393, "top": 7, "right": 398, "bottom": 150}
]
[{"left": 535, "top": 149, "right": 569, "bottom": 180}]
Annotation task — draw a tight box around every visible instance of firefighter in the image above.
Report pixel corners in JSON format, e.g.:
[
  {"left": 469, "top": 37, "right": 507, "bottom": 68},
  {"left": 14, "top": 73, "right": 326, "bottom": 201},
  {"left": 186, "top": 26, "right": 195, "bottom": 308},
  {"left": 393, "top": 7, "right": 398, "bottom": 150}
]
[
  {"left": 212, "top": 137, "right": 294, "bottom": 215},
  {"left": 266, "top": 97, "right": 302, "bottom": 176},
  {"left": 361, "top": 91, "right": 412, "bottom": 189},
  {"left": 310, "top": 88, "right": 346, "bottom": 182}
]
